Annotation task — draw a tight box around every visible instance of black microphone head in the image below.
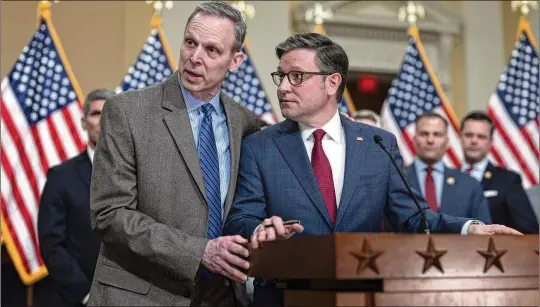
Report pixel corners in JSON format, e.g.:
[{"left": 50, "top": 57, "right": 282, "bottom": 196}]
[{"left": 373, "top": 135, "right": 383, "bottom": 145}]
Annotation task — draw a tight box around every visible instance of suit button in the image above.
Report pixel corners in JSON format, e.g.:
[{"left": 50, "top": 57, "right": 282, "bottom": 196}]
[{"left": 224, "top": 279, "right": 231, "bottom": 287}]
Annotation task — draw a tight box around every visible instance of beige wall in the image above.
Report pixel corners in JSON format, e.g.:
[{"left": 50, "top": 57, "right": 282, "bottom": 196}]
[{"left": 1, "top": 1, "right": 152, "bottom": 97}]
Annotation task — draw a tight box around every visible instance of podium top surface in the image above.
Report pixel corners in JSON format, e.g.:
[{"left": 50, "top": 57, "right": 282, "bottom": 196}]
[{"left": 248, "top": 234, "right": 539, "bottom": 280}]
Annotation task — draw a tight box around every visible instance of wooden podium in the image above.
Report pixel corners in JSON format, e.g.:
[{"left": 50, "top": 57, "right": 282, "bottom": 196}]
[{"left": 248, "top": 234, "right": 539, "bottom": 306}]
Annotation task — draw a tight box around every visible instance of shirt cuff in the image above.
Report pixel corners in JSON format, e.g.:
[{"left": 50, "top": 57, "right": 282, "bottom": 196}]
[
  {"left": 82, "top": 293, "right": 89, "bottom": 305},
  {"left": 461, "top": 220, "right": 484, "bottom": 235},
  {"left": 252, "top": 224, "right": 263, "bottom": 237}
]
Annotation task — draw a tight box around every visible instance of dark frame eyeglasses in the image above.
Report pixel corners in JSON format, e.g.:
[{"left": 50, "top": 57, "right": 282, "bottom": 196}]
[{"left": 270, "top": 71, "right": 333, "bottom": 86}]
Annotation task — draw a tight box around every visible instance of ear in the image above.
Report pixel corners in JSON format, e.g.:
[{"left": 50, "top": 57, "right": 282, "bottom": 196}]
[
  {"left": 228, "top": 51, "right": 245, "bottom": 73},
  {"left": 442, "top": 135, "right": 450, "bottom": 149},
  {"left": 325, "top": 73, "right": 342, "bottom": 96},
  {"left": 81, "top": 117, "right": 88, "bottom": 131}
]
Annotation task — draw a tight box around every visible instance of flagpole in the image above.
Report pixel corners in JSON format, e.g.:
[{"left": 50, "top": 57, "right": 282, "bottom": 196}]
[
  {"left": 147, "top": 1, "right": 176, "bottom": 69},
  {"left": 511, "top": 0, "right": 538, "bottom": 47}
]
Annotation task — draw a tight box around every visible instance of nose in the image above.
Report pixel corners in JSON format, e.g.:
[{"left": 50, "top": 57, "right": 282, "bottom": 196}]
[
  {"left": 277, "top": 75, "right": 292, "bottom": 94},
  {"left": 190, "top": 46, "right": 202, "bottom": 64}
]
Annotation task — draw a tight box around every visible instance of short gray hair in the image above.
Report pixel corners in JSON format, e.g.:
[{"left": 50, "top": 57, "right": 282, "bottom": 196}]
[
  {"left": 275, "top": 33, "right": 348, "bottom": 103},
  {"left": 186, "top": 1, "right": 247, "bottom": 53},
  {"left": 83, "top": 89, "right": 115, "bottom": 117},
  {"left": 352, "top": 109, "right": 382, "bottom": 128}
]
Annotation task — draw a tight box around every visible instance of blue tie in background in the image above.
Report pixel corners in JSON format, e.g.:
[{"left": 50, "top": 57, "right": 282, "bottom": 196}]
[{"left": 198, "top": 104, "right": 222, "bottom": 240}]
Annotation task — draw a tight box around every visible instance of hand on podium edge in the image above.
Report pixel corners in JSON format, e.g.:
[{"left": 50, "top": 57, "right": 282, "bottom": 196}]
[
  {"left": 251, "top": 216, "right": 304, "bottom": 249},
  {"left": 468, "top": 223, "right": 523, "bottom": 235},
  {"left": 202, "top": 235, "right": 250, "bottom": 283}
]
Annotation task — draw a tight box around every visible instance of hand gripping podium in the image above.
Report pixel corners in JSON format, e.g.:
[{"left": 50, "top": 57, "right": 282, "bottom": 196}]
[{"left": 248, "top": 234, "right": 539, "bottom": 306}]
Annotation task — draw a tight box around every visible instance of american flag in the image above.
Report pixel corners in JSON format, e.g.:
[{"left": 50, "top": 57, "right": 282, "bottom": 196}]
[
  {"left": 312, "top": 24, "right": 356, "bottom": 115},
  {"left": 221, "top": 44, "right": 278, "bottom": 125},
  {"left": 382, "top": 28, "right": 463, "bottom": 168},
  {"left": 1, "top": 18, "right": 86, "bottom": 285},
  {"left": 487, "top": 17, "right": 539, "bottom": 189},
  {"left": 118, "top": 24, "right": 175, "bottom": 93}
]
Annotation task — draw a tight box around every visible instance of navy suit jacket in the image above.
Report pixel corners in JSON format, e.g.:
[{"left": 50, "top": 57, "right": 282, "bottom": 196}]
[
  {"left": 481, "top": 162, "right": 538, "bottom": 234},
  {"left": 223, "top": 115, "right": 470, "bottom": 239},
  {"left": 37, "top": 151, "right": 101, "bottom": 306},
  {"left": 404, "top": 163, "right": 492, "bottom": 224}
]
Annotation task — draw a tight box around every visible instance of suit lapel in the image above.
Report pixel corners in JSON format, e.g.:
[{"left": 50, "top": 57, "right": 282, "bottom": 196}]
[
  {"left": 221, "top": 95, "right": 242, "bottom": 217},
  {"left": 334, "top": 117, "right": 368, "bottom": 229},
  {"left": 76, "top": 151, "right": 92, "bottom": 188},
  {"left": 440, "top": 167, "right": 457, "bottom": 212},
  {"left": 161, "top": 75, "right": 206, "bottom": 199},
  {"left": 481, "top": 162, "right": 494, "bottom": 189},
  {"left": 273, "top": 120, "right": 333, "bottom": 228},
  {"left": 406, "top": 163, "right": 422, "bottom": 194}
]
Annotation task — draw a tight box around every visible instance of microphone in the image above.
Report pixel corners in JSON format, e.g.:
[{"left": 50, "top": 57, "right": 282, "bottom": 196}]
[{"left": 373, "top": 135, "right": 430, "bottom": 235}]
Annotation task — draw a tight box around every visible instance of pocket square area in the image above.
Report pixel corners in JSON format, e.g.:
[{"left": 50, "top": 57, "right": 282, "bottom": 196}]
[{"left": 483, "top": 190, "right": 498, "bottom": 197}]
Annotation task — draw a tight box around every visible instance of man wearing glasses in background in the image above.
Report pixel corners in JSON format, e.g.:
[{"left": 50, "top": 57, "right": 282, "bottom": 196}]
[{"left": 223, "top": 32, "right": 522, "bottom": 307}]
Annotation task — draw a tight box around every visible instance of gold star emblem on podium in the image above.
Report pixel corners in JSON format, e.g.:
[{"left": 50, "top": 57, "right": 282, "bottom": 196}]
[
  {"left": 350, "top": 239, "right": 383, "bottom": 275},
  {"left": 477, "top": 237, "right": 507, "bottom": 273},
  {"left": 415, "top": 237, "right": 447, "bottom": 274}
]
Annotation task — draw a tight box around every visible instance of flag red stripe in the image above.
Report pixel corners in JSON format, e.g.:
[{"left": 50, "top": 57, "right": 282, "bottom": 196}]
[
  {"left": 31, "top": 127, "right": 49, "bottom": 175},
  {"left": 520, "top": 128, "right": 540, "bottom": 162},
  {"left": 446, "top": 148, "right": 461, "bottom": 169},
  {"left": 490, "top": 147, "right": 507, "bottom": 168},
  {"left": 1, "top": 107, "right": 40, "bottom": 205},
  {"left": 488, "top": 108, "right": 536, "bottom": 184},
  {"left": 61, "top": 107, "right": 85, "bottom": 152},
  {"left": 46, "top": 117, "right": 67, "bottom": 162},
  {"left": 402, "top": 130, "right": 416, "bottom": 157},
  {"left": 0, "top": 196, "right": 31, "bottom": 273},
  {"left": 0, "top": 151, "right": 42, "bottom": 268}
]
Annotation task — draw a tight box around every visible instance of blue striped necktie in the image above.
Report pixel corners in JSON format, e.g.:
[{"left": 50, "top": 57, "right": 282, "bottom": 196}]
[{"left": 198, "top": 104, "right": 222, "bottom": 240}]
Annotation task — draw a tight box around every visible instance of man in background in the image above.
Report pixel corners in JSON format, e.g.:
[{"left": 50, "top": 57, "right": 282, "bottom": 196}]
[
  {"left": 352, "top": 109, "right": 382, "bottom": 128},
  {"left": 404, "top": 112, "right": 492, "bottom": 225},
  {"left": 459, "top": 111, "right": 538, "bottom": 233},
  {"left": 37, "top": 89, "right": 114, "bottom": 306}
]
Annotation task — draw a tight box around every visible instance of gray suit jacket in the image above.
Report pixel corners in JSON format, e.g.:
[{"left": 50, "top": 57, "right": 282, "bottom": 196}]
[{"left": 87, "top": 75, "right": 260, "bottom": 306}]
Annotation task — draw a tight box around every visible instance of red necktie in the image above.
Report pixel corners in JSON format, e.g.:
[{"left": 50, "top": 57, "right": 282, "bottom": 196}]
[
  {"left": 311, "top": 129, "right": 337, "bottom": 225},
  {"left": 425, "top": 165, "right": 439, "bottom": 213},
  {"left": 466, "top": 165, "right": 474, "bottom": 174}
]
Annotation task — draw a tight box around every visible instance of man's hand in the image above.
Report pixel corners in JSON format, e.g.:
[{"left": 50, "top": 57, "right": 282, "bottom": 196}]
[
  {"left": 202, "top": 235, "right": 250, "bottom": 283},
  {"left": 468, "top": 224, "right": 523, "bottom": 235},
  {"left": 251, "top": 216, "right": 304, "bottom": 249}
]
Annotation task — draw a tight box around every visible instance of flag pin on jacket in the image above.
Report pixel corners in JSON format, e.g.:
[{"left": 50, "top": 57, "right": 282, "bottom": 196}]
[{"left": 357, "top": 137, "right": 364, "bottom": 142}]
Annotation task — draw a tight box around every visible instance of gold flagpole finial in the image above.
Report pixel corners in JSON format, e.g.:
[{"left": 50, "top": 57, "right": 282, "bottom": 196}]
[
  {"left": 231, "top": 1, "right": 256, "bottom": 21},
  {"left": 37, "top": 1, "right": 59, "bottom": 24},
  {"left": 305, "top": 2, "right": 333, "bottom": 25},
  {"left": 511, "top": 0, "right": 539, "bottom": 16},
  {"left": 398, "top": 1, "right": 425, "bottom": 27},
  {"left": 146, "top": 1, "right": 174, "bottom": 16}
]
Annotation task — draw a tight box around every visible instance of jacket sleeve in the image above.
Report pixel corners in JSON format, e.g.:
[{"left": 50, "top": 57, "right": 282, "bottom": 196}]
[
  {"left": 38, "top": 168, "right": 89, "bottom": 305},
  {"left": 90, "top": 96, "right": 208, "bottom": 285},
  {"left": 507, "top": 174, "right": 539, "bottom": 234}
]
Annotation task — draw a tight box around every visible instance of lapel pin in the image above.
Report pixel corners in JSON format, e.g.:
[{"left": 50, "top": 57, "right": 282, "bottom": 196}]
[
  {"left": 446, "top": 177, "right": 455, "bottom": 185},
  {"left": 484, "top": 171, "right": 492, "bottom": 180},
  {"left": 357, "top": 137, "right": 364, "bottom": 142}
]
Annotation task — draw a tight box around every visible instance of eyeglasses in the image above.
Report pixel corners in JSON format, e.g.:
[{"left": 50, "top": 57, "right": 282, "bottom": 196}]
[{"left": 270, "top": 71, "right": 333, "bottom": 86}]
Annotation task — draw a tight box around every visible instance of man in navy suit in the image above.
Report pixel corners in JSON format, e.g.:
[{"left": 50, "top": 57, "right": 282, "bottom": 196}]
[
  {"left": 223, "top": 33, "right": 520, "bottom": 307},
  {"left": 459, "top": 111, "right": 538, "bottom": 234},
  {"left": 403, "top": 112, "right": 492, "bottom": 226},
  {"left": 37, "top": 89, "right": 115, "bottom": 306}
]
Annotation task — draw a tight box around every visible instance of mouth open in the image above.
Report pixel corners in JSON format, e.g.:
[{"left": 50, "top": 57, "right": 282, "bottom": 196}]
[{"left": 184, "top": 70, "right": 202, "bottom": 81}]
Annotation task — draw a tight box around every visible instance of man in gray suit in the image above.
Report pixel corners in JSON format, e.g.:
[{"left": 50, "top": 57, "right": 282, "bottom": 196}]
[{"left": 88, "top": 2, "right": 260, "bottom": 306}]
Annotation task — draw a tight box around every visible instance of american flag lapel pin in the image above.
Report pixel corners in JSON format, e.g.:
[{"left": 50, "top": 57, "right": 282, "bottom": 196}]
[{"left": 357, "top": 137, "right": 364, "bottom": 142}]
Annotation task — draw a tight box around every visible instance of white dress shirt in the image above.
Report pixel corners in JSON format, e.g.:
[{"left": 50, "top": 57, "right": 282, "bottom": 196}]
[
  {"left": 298, "top": 110, "right": 346, "bottom": 207},
  {"left": 87, "top": 146, "right": 95, "bottom": 165},
  {"left": 461, "top": 157, "right": 490, "bottom": 183}
]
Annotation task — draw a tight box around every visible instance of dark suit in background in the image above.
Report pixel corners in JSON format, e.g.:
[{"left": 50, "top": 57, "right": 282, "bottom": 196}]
[
  {"left": 37, "top": 151, "right": 100, "bottom": 306},
  {"left": 404, "top": 162, "right": 492, "bottom": 224},
  {"left": 481, "top": 162, "right": 538, "bottom": 234}
]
